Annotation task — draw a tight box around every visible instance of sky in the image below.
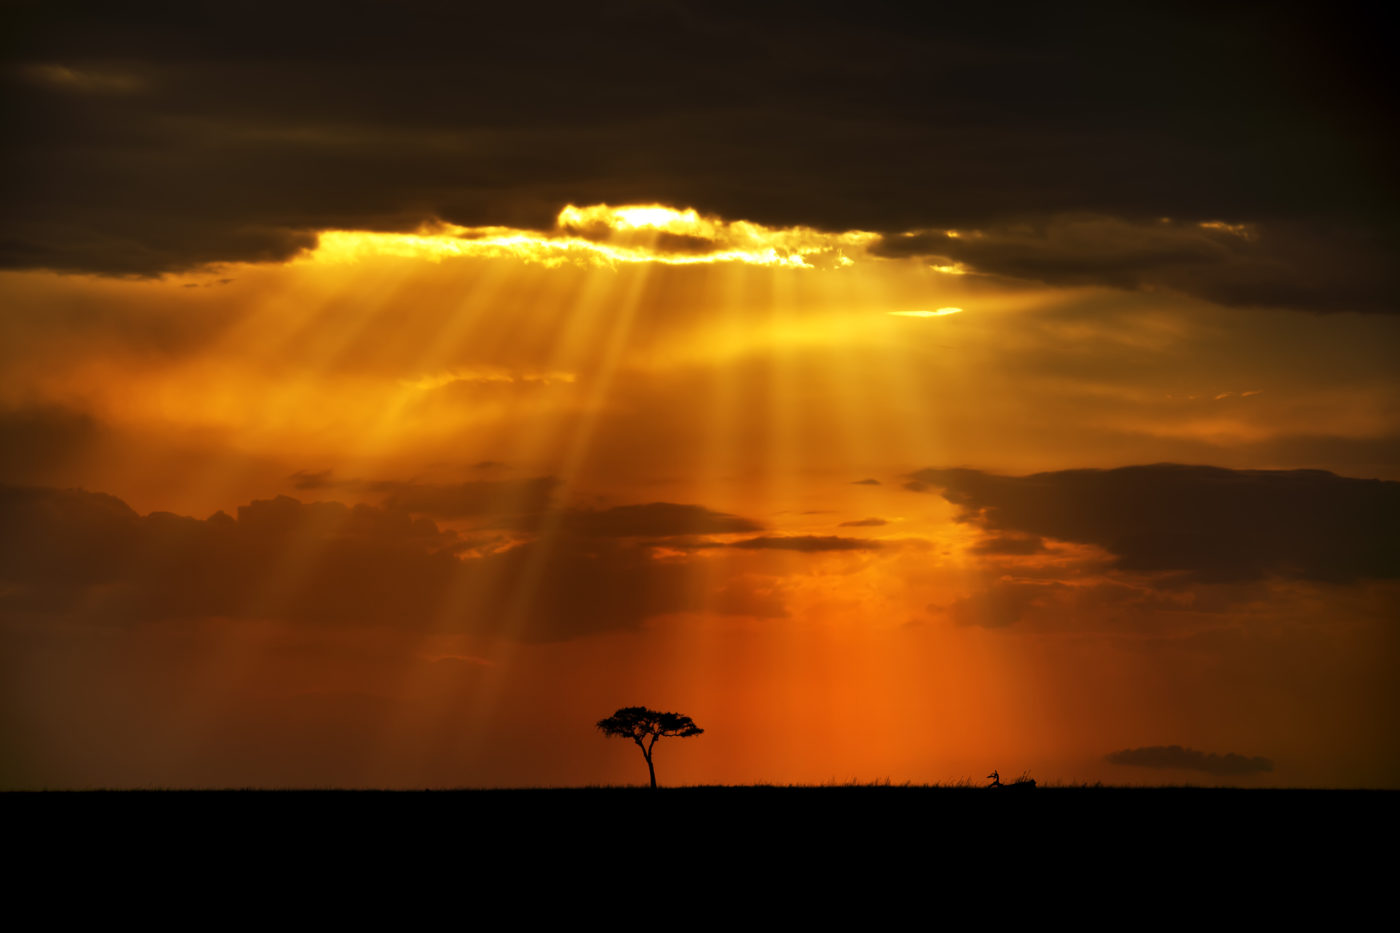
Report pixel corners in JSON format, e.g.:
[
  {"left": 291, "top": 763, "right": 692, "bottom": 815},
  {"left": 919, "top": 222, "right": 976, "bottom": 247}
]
[{"left": 2, "top": 2, "right": 1397, "bottom": 788}]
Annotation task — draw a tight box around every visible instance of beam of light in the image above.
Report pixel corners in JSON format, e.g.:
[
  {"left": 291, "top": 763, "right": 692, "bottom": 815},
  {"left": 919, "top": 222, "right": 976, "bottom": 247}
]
[
  {"left": 888, "top": 308, "right": 964, "bottom": 318},
  {"left": 307, "top": 204, "right": 877, "bottom": 270},
  {"left": 0, "top": 204, "right": 1051, "bottom": 787}
]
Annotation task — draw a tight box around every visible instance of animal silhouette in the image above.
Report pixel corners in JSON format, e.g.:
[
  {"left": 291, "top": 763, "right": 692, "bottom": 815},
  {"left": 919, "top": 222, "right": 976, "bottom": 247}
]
[{"left": 987, "top": 769, "right": 1036, "bottom": 789}]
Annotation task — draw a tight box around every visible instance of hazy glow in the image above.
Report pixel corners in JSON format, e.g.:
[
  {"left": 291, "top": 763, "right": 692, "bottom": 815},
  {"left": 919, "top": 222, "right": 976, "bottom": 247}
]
[{"left": 888, "top": 308, "right": 964, "bottom": 317}]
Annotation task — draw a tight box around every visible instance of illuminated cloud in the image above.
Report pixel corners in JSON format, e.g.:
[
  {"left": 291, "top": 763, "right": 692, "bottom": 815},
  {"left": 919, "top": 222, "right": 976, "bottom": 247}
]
[
  {"left": 309, "top": 204, "right": 876, "bottom": 270},
  {"left": 729, "top": 535, "right": 882, "bottom": 552}
]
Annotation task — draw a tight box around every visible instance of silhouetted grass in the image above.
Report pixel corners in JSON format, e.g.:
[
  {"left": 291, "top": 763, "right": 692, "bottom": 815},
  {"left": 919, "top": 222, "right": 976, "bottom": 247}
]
[
  {"left": 8, "top": 781, "right": 1392, "bottom": 892},
  {"left": 5, "top": 780, "right": 1392, "bottom": 792}
]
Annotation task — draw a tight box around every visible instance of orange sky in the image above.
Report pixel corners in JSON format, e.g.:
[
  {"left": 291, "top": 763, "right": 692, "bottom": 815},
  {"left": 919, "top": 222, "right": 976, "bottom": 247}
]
[{"left": 3, "top": 205, "right": 1397, "bottom": 788}]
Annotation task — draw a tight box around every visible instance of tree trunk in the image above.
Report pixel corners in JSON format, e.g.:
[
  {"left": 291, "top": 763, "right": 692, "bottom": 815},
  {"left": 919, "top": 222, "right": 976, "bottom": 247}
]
[{"left": 645, "top": 751, "right": 656, "bottom": 789}]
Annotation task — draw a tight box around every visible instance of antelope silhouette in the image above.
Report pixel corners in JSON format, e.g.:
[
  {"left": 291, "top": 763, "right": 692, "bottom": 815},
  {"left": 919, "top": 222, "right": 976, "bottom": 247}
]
[{"left": 987, "top": 769, "right": 1036, "bottom": 789}]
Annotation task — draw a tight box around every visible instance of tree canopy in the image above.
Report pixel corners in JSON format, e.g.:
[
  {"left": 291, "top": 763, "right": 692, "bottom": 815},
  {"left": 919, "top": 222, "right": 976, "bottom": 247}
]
[{"left": 597, "top": 706, "right": 703, "bottom": 788}]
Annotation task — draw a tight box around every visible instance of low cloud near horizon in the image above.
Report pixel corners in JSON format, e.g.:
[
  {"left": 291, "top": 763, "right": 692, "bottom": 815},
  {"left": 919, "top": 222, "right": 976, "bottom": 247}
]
[{"left": 1105, "top": 745, "right": 1275, "bottom": 776}]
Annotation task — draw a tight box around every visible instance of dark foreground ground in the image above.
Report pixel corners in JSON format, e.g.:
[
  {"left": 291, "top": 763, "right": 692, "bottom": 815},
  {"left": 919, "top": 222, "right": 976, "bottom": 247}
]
[{"left": 7, "top": 786, "right": 1394, "bottom": 914}]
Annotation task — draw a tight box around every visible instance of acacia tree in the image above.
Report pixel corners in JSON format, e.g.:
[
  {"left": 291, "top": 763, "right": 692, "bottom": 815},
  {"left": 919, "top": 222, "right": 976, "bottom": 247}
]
[{"left": 596, "top": 706, "right": 703, "bottom": 788}]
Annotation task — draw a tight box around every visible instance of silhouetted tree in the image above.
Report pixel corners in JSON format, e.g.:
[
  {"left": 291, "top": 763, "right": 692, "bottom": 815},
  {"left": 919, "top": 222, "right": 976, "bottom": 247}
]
[{"left": 596, "top": 706, "right": 703, "bottom": 788}]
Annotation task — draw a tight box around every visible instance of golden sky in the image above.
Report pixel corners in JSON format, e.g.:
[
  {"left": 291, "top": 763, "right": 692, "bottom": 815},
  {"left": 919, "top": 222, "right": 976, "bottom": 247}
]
[
  {"left": 3, "top": 204, "right": 1396, "bottom": 788},
  {"left": 3, "top": 6, "right": 1397, "bottom": 789}
]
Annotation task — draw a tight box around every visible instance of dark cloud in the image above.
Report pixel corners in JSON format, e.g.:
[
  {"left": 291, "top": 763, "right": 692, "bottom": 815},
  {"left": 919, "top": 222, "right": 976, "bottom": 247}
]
[
  {"left": 947, "top": 581, "right": 1060, "bottom": 628},
  {"left": 454, "top": 536, "right": 705, "bottom": 641},
  {"left": 284, "top": 475, "right": 760, "bottom": 537},
  {"left": 969, "top": 534, "right": 1046, "bottom": 556},
  {"left": 941, "top": 577, "right": 1214, "bottom": 631},
  {"left": 283, "top": 473, "right": 559, "bottom": 519},
  {"left": 712, "top": 576, "right": 788, "bottom": 619},
  {"left": 551, "top": 502, "right": 762, "bottom": 538},
  {"left": 872, "top": 216, "right": 1397, "bottom": 313},
  {"left": 851, "top": 479, "right": 882, "bottom": 486},
  {"left": 289, "top": 469, "right": 333, "bottom": 490},
  {"left": 3, "top": 2, "right": 1393, "bottom": 300},
  {"left": 374, "top": 477, "right": 557, "bottom": 519},
  {"left": 0, "top": 406, "right": 99, "bottom": 482},
  {"left": 0, "top": 484, "right": 749, "bottom": 641},
  {"left": 0, "top": 486, "right": 456, "bottom": 624},
  {"left": 1095, "top": 433, "right": 1400, "bottom": 484},
  {"left": 729, "top": 535, "right": 881, "bottom": 552},
  {"left": 838, "top": 517, "right": 888, "bottom": 528},
  {"left": 1237, "top": 434, "right": 1400, "bottom": 481},
  {"left": 1105, "top": 745, "right": 1274, "bottom": 776},
  {"left": 909, "top": 464, "right": 1400, "bottom": 583}
]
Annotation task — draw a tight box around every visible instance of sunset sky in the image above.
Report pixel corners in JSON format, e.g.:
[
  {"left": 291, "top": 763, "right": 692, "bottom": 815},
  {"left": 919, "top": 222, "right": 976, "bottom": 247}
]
[{"left": 2, "top": 3, "right": 1396, "bottom": 788}]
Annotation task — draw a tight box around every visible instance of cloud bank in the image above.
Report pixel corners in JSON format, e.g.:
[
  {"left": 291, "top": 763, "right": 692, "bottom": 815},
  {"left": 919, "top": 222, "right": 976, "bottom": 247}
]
[
  {"left": 1105, "top": 745, "right": 1274, "bottom": 776},
  {"left": 909, "top": 464, "right": 1400, "bottom": 583},
  {"left": 2, "top": 3, "right": 1392, "bottom": 313},
  {"left": 0, "top": 485, "right": 779, "bottom": 641}
]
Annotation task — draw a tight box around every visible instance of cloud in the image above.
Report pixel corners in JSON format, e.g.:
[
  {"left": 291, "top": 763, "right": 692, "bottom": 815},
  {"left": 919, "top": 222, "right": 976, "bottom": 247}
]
[
  {"left": 550, "top": 502, "right": 762, "bottom": 538},
  {"left": 3, "top": 4, "right": 1391, "bottom": 294},
  {"left": 288, "top": 474, "right": 763, "bottom": 537},
  {"left": 454, "top": 536, "right": 707, "bottom": 641},
  {"left": 374, "top": 477, "right": 558, "bottom": 519},
  {"left": 288, "top": 474, "right": 559, "bottom": 518},
  {"left": 908, "top": 464, "right": 1400, "bottom": 583},
  {"left": 0, "top": 484, "right": 757, "bottom": 641},
  {"left": 19, "top": 63, "right": 146, "bottom": 95},
  {"left": 969, "top": 534, "right": 1046, "bottom": 556},
  {"left": 0, "top": 486, "right": 458, "bottom": 624},
  {"left": 851, "top": 479, "right": 882, "bottom": 486},
  {"left": 289, "top": 469, "right": 333, "bottom": 490},
  {"left": 1105, "top": 745, "right": 1274, "bottom": 776},
  {"left": 838, "top": 518, "right": 888, "bottom": 527},
  {"left": 872, "top": 216, "right": 1397, "bottom": 314},
  {"left": 729, "top": 535, "right": 882, "bottom": 552},
  {"left": 0, "top": 406, "right": 99, "bottom": 482},
  {"left": 947, "top": 581, "right": 1059, "bottom": 628}
]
